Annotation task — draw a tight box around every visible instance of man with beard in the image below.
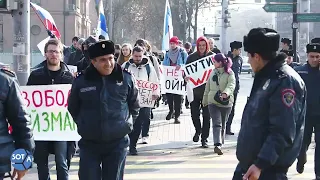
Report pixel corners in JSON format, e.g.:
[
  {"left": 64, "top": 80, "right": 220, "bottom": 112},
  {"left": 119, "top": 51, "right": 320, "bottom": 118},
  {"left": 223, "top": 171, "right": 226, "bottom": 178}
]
[
  {"left": 27, "top": 39, "right": 75, "bottom": 180},
  {"left": 185, "top": 36, "right": 213, "bottom": 148}
]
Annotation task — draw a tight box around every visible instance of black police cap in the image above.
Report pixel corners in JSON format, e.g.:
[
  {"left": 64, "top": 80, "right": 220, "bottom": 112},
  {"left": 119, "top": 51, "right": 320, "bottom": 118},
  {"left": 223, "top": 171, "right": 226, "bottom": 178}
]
[
  {"left": 88, "top": 40, "right": 115, "bottom": 59},
  {"left": 306, "top": 43, "right": 320, "bottom": 53},
  {"left": 281, "top": 38, "right": 291, "bottom": 45},
  {"left": 311, "top": 38, "right": 320, "bottom": 44},
  {"left": 243, "top": 28, "right": 280, "bottom": 54},
  {"left": 280, "top": 49, "right": 294, "bottom": 57},
  {"left": 230, "top": 41, "right": 242, "bottom": 49}
]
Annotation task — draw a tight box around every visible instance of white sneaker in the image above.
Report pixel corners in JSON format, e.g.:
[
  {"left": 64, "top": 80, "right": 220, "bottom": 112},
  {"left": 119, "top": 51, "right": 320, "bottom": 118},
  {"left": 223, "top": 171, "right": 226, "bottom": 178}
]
[{"left": 142, "top": 137, "right": 148, "bottom": 144}]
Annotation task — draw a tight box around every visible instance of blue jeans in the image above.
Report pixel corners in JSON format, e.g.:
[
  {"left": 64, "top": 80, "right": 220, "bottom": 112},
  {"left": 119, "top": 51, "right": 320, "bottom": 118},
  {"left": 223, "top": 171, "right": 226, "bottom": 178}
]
[
  {"left": 78, "top": 138, "right": 128, "bottom": 180},
  {"left": 232, "top": 164, "right": 288, "bottom": 180},
  {"left": 129, "top": 108, "right": 151, "bottom": 148},
  {"left": 34, "top": 141, "right": 69, "bottom": 180}
]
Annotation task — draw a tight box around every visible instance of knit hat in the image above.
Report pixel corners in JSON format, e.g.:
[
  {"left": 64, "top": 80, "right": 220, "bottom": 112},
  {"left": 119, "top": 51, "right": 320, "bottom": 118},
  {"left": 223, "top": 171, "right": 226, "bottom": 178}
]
[{"left": 169, "top": 36, "right": 179, "bottom": 44}]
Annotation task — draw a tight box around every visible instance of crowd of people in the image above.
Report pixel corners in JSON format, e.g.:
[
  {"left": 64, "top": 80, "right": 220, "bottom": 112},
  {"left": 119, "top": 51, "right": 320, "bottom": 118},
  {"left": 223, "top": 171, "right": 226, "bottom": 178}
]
[{"left": 0, "top": 27, "right": 319, "bottom": 180}]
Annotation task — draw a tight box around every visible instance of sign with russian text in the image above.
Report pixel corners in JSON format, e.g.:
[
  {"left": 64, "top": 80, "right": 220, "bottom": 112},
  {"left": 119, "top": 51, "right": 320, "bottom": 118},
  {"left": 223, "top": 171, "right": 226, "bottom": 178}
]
[
  {"left": 160, "top": 66, "right": 186, "bottom": 95},
  {"left": 183, "top": 55, "right": 215, "bottom": 89},
  {"left": 135, "top": 79, "right": 159, "bottom": 108},
  {"left": 20, "top": 85, "right": 81, "bottom": 141}
]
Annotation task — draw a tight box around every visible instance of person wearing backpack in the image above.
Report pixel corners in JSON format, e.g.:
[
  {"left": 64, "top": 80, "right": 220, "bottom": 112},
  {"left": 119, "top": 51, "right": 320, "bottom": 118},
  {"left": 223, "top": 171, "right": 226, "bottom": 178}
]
[
  {"left": 122, "top": 46, "right": 160, "bottom": 155},
  {"left": 162, "top": 36, "right": 188, "bottom": 124}
]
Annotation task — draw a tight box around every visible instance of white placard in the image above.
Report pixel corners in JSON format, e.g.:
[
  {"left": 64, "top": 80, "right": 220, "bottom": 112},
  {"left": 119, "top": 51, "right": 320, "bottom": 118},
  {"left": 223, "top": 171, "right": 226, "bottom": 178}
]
[{"left": 160, "top": 66, "right": 186, "bottom": 95}]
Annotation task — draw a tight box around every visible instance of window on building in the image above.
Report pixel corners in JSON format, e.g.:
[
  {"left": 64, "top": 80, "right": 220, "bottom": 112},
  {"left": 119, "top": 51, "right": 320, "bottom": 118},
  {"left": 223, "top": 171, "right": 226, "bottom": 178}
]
[
  {"left": 68, "top": 0, "right": 76, "bottom": 11},
  {"left": 0, "top": 24, "right": 3, "bottom": 42}
]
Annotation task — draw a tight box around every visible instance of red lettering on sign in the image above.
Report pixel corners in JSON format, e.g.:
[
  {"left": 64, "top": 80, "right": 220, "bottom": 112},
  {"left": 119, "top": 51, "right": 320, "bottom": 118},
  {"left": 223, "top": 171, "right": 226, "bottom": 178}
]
[
  {"left": 21, "top": 89, "right": 70, "bottom": 108},
  {"left": 189, "top": 69, "right": 213, "bottom": 87},
  {"left": 136, "top": 80, "right": 158, "bottom": 92}
]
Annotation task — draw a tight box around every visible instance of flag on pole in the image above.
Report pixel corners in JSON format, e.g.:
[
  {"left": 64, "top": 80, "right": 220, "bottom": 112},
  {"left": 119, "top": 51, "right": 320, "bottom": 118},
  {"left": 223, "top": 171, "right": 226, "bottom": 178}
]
[
  {"left": 30, "top": 2, "right": 61, "bottom": 39},
  {"left": 96, "top": 0, "right": 109, "bottom": 40},
  {"left": 161, "top": 0, "right": 173, "bottom": 51}
]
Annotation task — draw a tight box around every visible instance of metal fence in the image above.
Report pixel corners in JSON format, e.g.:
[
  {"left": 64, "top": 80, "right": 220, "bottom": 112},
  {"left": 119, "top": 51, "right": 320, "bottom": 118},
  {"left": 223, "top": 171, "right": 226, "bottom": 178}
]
[{"left": 0, "top": 53, "right": 45, "bottom": 69}]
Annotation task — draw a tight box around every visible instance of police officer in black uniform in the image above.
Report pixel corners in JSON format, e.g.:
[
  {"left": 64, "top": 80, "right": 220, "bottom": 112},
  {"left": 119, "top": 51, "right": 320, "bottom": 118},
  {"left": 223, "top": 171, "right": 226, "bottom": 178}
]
[
  {"left": 68, "top": 40, "right": 140, "bottom": 180},
  {"left": 280, "top": 49, "right": 300, "bottom": 68},
  {"left": 226, "top": 41, "right": 243, "bottom": 135},
  {"left": 295, "top": 43, "right": 320, "bottom": 180},
  {"left": 0, "top": 68, "right": 35, "bottom": 180},
  {"left": 233, "top": 28, "right": 307, "bottom": 180}
]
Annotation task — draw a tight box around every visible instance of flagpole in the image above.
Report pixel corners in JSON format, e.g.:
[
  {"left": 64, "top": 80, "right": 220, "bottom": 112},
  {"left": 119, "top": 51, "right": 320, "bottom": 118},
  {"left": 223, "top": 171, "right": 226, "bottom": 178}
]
[{"left": 30, "top": 4, "right": 47, "bottom": 30}]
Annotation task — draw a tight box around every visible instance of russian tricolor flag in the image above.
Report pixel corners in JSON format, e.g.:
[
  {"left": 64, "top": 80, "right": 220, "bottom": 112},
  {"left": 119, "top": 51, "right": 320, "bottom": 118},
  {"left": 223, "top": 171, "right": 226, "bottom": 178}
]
[
  {"left": 96, "top": 0, "right": 109, "bottom": 40},
  {"left": 30, "top": 2, "right": 61, "bottom": 39},
  {"left": 161, "top": 0, "right": 173, "bottom": 51}
]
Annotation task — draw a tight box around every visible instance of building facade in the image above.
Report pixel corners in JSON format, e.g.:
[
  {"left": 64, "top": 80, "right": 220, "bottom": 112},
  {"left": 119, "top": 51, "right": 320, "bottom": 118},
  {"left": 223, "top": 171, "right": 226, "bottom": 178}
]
[{"left": 0, "top": 0, "right": 98, "bottom": 53}]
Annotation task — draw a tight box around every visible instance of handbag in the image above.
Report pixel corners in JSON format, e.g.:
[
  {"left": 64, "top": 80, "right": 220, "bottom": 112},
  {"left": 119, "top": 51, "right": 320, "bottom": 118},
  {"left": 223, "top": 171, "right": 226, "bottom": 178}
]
[{"left": 212, "top": 74, "right": 230, "bottom": 106}]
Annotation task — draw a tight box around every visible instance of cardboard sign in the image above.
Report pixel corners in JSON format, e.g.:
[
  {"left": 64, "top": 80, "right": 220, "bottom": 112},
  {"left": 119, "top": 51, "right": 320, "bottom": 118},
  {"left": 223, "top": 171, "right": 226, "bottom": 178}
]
[
  {"left": 160, "top": 66, "right": 186, "bottom": 95},
  {"left": 183, "top": 55, "right": 215, "bottom": 88},
  {"left": 20, "top": 85, "right": 81, "bottom": 141},
  {"left": 37, "top": 36, "right": 51, "bottom": 56},
  {"left": 135, "top": 79, "right": 159, "bottom": 108},
  {"left": 67, "top": 65, "right": 77, "bottom": 74}
]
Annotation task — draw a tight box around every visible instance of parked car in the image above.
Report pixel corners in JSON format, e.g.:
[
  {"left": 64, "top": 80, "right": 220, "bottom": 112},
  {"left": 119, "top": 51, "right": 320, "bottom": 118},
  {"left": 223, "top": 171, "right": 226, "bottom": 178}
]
[{"left": 241, "top": 63, "right": 252, "bottom": 74}]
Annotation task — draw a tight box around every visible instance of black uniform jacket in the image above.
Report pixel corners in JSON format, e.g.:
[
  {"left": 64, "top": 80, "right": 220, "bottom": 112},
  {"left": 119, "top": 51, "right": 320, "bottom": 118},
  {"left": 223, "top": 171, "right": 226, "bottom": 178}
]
[
  {"left": 236, "top": 56, "right": 307, "bottom": 172},
  {"left": 0, "top": 69, "right": 35, "bottom": 173},
  {"left": 295, "top": 63, "right": 320, "bottom": 115},
  {"left": 67, "top": 63, "right": 140, "bottom": 144}
]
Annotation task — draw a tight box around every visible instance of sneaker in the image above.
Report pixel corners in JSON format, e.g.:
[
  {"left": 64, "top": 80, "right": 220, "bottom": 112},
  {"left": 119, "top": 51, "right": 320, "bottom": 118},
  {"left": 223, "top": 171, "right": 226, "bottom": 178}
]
[
  {"left": 201, "top": 141, "right": 209, "bottom": 148},
  {"left": 214, "top": 146, "right": 223, "bottom": 155},
  {"left": 142, "top": 137, "right": 148, "bottom": 144}
]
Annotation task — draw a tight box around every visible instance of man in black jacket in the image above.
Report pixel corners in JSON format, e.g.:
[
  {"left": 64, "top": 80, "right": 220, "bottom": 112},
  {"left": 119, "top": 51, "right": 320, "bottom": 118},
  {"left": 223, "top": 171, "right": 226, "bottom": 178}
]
[
  {"left": 226, "top": 41, "right": 243, "bottom": 135},
  {"left": 68, "top": 40, "right": 140, "bottom": 180},
  {"left": 75, "top": 36, "right": 98, "bottom": 73},
  {"left": 233, "top": 28, "right": 307, "bottom": 180},
  {"left": 0, "top": 67, "right": 35, "bottom": 180},
  {"left": 295, "top": 43, "right": 320, "bottom": 180},
  {"left": 27, "top": 39, "right": 75, "bottom": 180}
]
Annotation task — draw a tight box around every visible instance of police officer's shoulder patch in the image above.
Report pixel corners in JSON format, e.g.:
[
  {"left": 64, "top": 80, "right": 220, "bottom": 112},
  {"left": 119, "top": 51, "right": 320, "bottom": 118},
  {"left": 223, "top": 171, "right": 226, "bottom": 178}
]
[
  {"left": 0, "top": 68, "right": 16, "bottom": 77},
  {"left": 281, "top": 88, "right": 295, "bottom": 108}
]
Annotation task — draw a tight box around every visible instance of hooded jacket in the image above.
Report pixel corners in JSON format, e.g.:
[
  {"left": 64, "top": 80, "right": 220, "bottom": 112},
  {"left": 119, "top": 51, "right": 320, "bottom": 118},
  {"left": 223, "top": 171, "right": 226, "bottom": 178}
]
[
  {"left": 122, "top": 57, "right": 160, "bottom": 97},
  {"left": 76, "top": 36, "right": 98, "bottom": 72},
  {"left": 186, "top": 36, "right": 214, "bottom": 99}
]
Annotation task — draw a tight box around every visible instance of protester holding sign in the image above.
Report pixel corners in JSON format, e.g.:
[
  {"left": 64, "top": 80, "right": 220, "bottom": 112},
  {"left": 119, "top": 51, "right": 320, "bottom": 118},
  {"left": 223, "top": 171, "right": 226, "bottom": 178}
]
[
  {"left": 68, "top": 40, "right": 140, "bottom": 180},
  {"left": 162, "top": 36, "right": 188, "bottom": 124},
  {"left": 203, "top": 53, "right": 235, "bottom": 155},
  {"left": 0, "top": 67, "right": 35, "bottom": 180},
  {"left": 122, "top": 46, "right": 160, "bottom": 155},
  {"left": 185, "top": 36, "right": 214, "bottom": 148},
  {"left": 27, "top": 39, "right": 75, "bottom": 180}
]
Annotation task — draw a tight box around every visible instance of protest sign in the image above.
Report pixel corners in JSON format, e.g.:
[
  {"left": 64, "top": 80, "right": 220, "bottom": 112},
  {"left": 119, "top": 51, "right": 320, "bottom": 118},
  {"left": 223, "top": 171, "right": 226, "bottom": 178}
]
[
  {"left": 160, "top": 66, "right": 186, "bottom": 95},
  {"left": 135, "top": 79, "right": 159, "bottom": 108},
  {"left": 67, "top": 65, "right": 77, "bottom": 74},
  {"left": 20, "top": 85, "right": 81, "bottom": 141},
  {"left": 183, "top": 55, "right": 215, "bottom": 89}
]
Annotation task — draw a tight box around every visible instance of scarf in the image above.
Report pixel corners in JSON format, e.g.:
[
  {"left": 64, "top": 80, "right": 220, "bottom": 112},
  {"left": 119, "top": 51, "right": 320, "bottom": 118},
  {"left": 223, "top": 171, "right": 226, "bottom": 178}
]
[{"left": 168, "top": 47, "right": 180, "bottom": 64}]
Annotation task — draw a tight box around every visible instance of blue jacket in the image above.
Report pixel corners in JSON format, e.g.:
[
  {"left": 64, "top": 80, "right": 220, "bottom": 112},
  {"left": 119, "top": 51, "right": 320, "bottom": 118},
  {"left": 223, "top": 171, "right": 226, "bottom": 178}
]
[
  {"left": 236, "top": 58, "right": 306, "bottom": 172},
  {"left": 295, "top": 63, "right": 320, "bottom": 115},
  {"left": 162, "top": 48, "right": 188, "bottom": 66},
  {"left": 68, "top": 63, "right": 140, "bottom": 144},
  {"left": 0, "top": 69, "right": 35, "bottom": 173}
]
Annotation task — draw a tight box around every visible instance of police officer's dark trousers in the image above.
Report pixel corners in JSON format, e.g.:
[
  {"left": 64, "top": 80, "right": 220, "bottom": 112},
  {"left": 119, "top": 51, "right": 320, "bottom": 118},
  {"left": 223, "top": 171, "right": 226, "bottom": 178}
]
[
  {"left": 232, "top": 164, "right": 288, "bottom": 180},
  {"left": 0, "top": 173, "right": 4, "bottom": 180},
  {"left": 190, "top": 95, "right": 210, "bottom": 141},
  {"left": 297, "top": 114, "right": 320, "bottom": 176},
  {"left": 226, "top": 91, "right": 238, "bottom": 132},
  {"left": 78, "top": 137, "right": 128, "bottom": 180},
  {"left": 129, "top": 108, "right": 151, "bottom": 148}
]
